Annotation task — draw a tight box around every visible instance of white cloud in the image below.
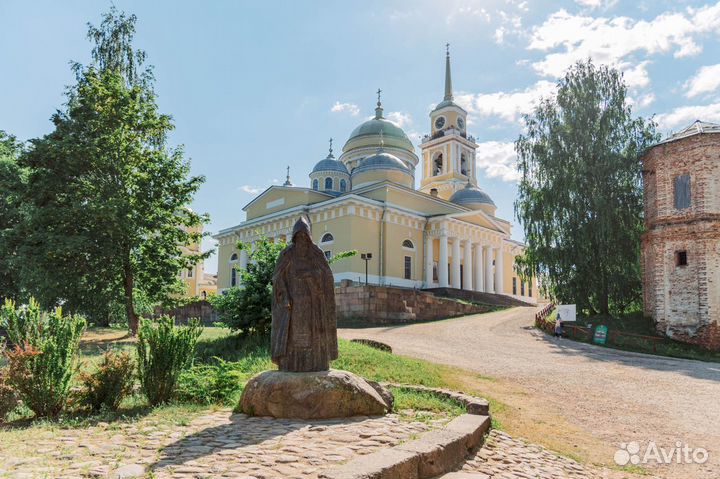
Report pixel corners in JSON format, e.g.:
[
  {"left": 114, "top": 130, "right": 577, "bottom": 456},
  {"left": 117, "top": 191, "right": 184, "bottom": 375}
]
[
  {"left": 331, "top": 101, "right": 360, "bottom": 116},
  {"left": 238, "top": 185, "right": 263, "bottom": 194},
  {"left": 454, "top": 80, "right": 556, "bottom": 123},
  {"left": 684, "top": 64, "right": 720, "bottom": 98},
  {"left": 527, "top": 4, "right": 720, "bottom": 87},
  {"left": 655, "top": 102, "right": 720, "bottom": 130},
  {"left": 386, "top": 111, "right": 412, "bottom": 128},
  {"left": 475, "top": 141, "right": 522, "bottom": 182},
  {"left": 575, "top": 0, "right": 618, "bottom": 9}
]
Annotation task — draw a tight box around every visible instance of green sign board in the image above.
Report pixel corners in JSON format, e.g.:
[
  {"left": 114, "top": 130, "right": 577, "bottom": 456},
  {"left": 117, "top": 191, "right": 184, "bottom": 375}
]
[{"left": 593, "top": 325, "right": 608, "bottom": 345}]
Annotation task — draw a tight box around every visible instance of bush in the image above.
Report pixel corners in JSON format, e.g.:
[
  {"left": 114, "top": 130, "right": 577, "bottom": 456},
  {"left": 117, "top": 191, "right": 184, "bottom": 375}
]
[
  {"left": 137, "top": 316, "right": 202, "bottom": 406},
  {"left": 1, "top": 299, "right": 86, "bottom": 418},
  {"left": 175, "top": 358, "right": 242, "bottom": 405},
  {"left": 0, "top": 366, "right": 19, "bottom": 422},
  {"left": 79, "top": 350, "right": 135, "bottom": 411}
]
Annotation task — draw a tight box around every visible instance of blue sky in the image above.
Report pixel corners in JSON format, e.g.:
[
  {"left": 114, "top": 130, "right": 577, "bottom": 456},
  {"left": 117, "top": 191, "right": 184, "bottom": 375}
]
[{"left": 2, "top": 0, "right": 719, "bottom": 273}]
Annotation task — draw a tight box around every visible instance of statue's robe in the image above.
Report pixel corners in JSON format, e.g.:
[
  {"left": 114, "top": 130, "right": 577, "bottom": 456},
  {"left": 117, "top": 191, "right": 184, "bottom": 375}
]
[{"left": 270, "top": 240, "right": 338, "bottom": 372}]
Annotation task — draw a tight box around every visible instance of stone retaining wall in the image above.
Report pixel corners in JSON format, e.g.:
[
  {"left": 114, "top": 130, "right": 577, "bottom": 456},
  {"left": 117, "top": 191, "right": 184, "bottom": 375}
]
[{"left": 335, "top": 284, "right": 494, "bottom": 325}]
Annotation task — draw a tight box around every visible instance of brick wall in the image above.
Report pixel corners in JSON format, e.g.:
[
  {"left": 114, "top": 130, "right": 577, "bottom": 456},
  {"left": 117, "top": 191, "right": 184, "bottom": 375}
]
[
  {"left": 641, "top": 133, "right": 720, "bottom": 350},
  {"left": 335, "top": 284, "right": 495, "bottom": 325}
]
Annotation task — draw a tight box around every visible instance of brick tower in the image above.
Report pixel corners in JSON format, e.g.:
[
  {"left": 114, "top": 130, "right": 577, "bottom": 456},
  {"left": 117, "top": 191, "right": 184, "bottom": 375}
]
[{"left": 641, "top": 120, "right": 720, "bottom": 349}]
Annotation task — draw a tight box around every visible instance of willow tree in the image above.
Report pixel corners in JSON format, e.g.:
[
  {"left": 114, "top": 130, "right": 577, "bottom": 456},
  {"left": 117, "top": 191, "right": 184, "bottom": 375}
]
[
  {"left": 515, "top": 60, "right": 659, "bottom": 315},
  {"left": 18, "top": 9, "right": 207, "bottom": 332}
]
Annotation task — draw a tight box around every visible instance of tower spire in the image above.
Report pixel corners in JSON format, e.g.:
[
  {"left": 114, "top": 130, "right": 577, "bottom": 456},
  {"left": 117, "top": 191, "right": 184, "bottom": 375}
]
[
  {"left": 375, "top": 88, "right": 383, "bottom": 119},
  {"left": 444, "top": 43, "right": 453, "bottom": 101}
]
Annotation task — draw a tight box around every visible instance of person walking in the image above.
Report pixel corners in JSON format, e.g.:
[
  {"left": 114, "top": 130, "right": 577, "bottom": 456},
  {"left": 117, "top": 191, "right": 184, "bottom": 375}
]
[{"left": 554, "top": 313, "right": 564, "bottom": 339}]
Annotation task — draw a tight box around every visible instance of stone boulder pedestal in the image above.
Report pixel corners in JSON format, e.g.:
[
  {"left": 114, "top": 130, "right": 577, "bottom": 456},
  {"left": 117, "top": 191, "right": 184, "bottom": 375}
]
[{"left": 239, "top": 369, "right": 393, "bottom": 419}]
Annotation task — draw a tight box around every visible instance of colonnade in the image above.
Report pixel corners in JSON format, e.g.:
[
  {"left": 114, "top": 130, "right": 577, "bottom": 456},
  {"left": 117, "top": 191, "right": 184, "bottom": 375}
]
[{"left": 423, "top": 231, "right": 505, "bottom": 294}]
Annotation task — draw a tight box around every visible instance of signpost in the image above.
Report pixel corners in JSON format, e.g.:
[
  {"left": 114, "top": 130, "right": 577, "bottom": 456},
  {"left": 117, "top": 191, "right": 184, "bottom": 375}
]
[
  {"left": 557, "top": 304, "right": 577, "bottom": 322},
  {"left": 593, "top": 324, "right": 608, "bottom": 345}
]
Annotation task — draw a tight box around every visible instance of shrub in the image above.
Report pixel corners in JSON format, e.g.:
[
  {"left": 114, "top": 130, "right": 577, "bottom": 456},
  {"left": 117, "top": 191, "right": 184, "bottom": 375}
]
[
  {"left": 0, "top": 366, "right": 19, "bottom": 422},
  {"left": 175, "top": 358, "right": 242, "bottom": 405},
  {"left": 1, "top": 299, "right": 86, "bottom": 418},
  {"left": 79, "top": 350, "right": 135, "bottom": 411},
  {"left": 137, "top": 316, "right": 202, "bottom": 406}
]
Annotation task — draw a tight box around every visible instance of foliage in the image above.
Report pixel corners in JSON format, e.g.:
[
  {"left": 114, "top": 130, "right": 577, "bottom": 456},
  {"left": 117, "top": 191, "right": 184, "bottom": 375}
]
[
  {"left": 15, "top": 9, "right": 208, "bottom": 332},
  {"left": 175, "top": 358, "right": 242, "bottom": 405},
  {"left": 136, "top": 316, "right": 202, "bottom": 406},
  {"left": 0, "top": 364, "right": 19, "bottom": 422},
  {"left": 329, "top": 250, "right": 357, "bottom": 264},
  {"left": 0, "top": 131, "right": 26, "bottom": 302},
  {"left": 78, "top": 350, "right": 135, "bottom": 411},
  {"left": 210, "top": 236, "right": 285, "bottom": 335},
  {"left": 1, "top": 299, "right": 86, "bottom": 417},
  {"left": 515, "top": 60, "right": 659, "bottom": 315}
]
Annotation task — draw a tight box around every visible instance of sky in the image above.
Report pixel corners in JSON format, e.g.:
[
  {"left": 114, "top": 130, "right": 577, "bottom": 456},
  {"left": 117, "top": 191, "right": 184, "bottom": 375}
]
[{"left": 2, "top": 0, "right": 719, "bottom": 274}]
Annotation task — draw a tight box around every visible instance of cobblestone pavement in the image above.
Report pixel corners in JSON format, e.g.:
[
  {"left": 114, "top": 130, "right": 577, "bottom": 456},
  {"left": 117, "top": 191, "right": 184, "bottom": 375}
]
[
  {"left": 0, "top": 410, "right": 444, "bottom": 479},
  {"left": 456, "top": 430, "right": 660, "bottom": 479}
]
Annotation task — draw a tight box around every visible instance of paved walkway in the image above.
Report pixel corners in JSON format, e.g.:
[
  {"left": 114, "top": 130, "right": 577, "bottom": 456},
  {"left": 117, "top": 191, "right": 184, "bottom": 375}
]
[{"left": 340, "top": 307, "right": 720, "bottom": 479}]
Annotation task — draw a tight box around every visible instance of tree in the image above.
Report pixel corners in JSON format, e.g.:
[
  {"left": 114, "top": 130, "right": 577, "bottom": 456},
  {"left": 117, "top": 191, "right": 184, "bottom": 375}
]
[
  {"left": 515, "top": 60, "right": 659, "bottom": 315},
  {"left": 18, "top": 9, "right": 207, "bottom": 332},
  {"left": 211, "top": 236, "right": 356, "bottom": 335},
  {"left": 0, "top": 131, "right": 25, "bottom": 301}
]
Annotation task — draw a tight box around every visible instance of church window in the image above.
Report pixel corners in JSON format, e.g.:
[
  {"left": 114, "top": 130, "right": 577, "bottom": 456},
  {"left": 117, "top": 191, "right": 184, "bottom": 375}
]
[
  {"left": 325, "top": 177, "right": 333, "bottom": 190},
  {"left": 187, "top": 268, "right": 193, "bottom": 278},
  {"left": 676, "top": 251, "right": 688, "bottom": 267},
  {"left": 312, "top": 179, "right": 319, "bottom": 191},
  {"left": 512, "top": 277, "right": 517, "bottom": 295},
  {"left": 520, "top": 281, "right": 525, "bottom": 296},
  {"left": 340, "top": 179, "right": 347, "bottom": 192},
  {"left": 230, "top": 253, "right": 238, "bottom": 262},
  {"left": 320, "top": 233, "right": 334, "bottom": 243},
  {"left": 231, "top": 268, "right": 237, "bottom": 287},
  {"left": 402, "top": 239, "right": 414, "bottom": 249},
  {"left": 673, "top": 175, "right": 691, "bottom": 209},
  {"left": 433, "top": 261, "right": 438, "bottom": 282},
  {"left": 529, "top": 282, "right": 533, "bottom": 297},
  {"left": 324, "top": 250, "right": 332, "bottom": 260},
  {"left": 433, "top": 153, "right": 443, "bottom": 176},
  {"left": 460, "top": 153, "right": 468, "bottom": 176},
  {"left": 404, "top": 256, "right": 412, "bottom": 280}
]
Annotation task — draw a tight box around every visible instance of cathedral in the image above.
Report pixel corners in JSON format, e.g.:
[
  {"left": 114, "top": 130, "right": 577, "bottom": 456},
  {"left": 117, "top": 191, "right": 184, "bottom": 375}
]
[{"left": 215, "top": 50, "right": 539, "bottom": 303}]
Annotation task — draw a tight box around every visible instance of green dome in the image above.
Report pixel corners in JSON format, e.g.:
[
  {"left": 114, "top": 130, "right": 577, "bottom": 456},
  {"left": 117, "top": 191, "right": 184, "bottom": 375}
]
[{"left": 343, "top": 118, "right": 414, "bottom": 153}]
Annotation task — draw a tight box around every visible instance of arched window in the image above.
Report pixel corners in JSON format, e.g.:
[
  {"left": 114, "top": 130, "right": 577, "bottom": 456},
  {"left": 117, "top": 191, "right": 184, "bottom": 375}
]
[
  {"left": 340, "top": 179, "right": 347, "bottom": 192},
  {"left": 325, "top": 177, "right": 333, "bottom": 190},
  {"left": 230, "top": 253, "right": 238, "bottom": 262},
  {"left": 231, "top": 268, "right": 237, "bottom": 287},
  {"left": 433, "top": 153, "right": 443, "bottom": 176},
  {"left": 460, "top": 153, "right": 468, "bottom": 176},
  {"left": 320, "top": 233, "right": 334, "bottom": 243},
  {"left": 402, "top": 239, "right": 414, "bottom": 249},
  {"left": 312, "top": 178, "right": 319, "bottom": 191}
]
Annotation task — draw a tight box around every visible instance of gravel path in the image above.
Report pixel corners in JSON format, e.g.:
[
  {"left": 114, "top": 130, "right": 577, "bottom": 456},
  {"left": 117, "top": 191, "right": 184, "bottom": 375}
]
[{"left": 339, "top": 307, "right": 720, "bottom": 479}]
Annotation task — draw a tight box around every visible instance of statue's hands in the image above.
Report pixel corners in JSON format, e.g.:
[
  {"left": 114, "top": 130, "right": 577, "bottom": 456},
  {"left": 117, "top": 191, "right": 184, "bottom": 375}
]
[{"left": 286, "top": 301, "right": 292, "bottom": 312}]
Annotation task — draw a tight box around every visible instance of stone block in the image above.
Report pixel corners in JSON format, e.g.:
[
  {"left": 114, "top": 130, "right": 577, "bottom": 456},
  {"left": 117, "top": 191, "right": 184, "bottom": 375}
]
[
  {"left": 319, "top": 447, "right": 420, "bottom": 479},
  {"left": 396, "top": 429, "right": 467, "bottom": 478},
  {"left": 445, "top": 414, "right": 491, "bottom": 450}
]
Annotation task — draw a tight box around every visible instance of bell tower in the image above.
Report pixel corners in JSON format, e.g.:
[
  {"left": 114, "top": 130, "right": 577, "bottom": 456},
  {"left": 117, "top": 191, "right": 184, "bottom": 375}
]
[{"left": 420, "top": 45, "right": 479, "bottom": 200}]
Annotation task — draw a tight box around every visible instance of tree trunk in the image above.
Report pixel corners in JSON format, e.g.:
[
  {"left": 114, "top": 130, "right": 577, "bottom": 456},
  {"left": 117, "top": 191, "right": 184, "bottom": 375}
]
[{"left": 123, "top": 259, "right": 139, "bottom": 335}]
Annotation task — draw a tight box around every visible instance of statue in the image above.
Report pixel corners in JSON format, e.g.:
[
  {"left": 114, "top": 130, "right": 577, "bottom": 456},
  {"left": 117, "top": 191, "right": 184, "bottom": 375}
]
[{"left": 270, "top": 217, "right": 338, "bottom": 372}]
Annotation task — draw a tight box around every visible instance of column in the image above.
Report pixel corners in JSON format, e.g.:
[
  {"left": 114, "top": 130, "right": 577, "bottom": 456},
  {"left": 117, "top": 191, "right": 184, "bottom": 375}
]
[
  {"left": 424, "top": 235, "right": 433, "bottom": 286},
  {"left": 439, "top": 233, "right": 449, "bottom": 287},
  {"left": 451, "top": 238, "right": 461, "bottom": 289},
  {"left": 484, "top": 245, "right": 494, "bottom": 293},
  {"left": 474, "top": 243, "right": 483, "bottom": 292},
  {"left": 239, "top": 249, "right": 249, "bottom": 270},
  {"left": 462, "top": 239, "right": 472, "bottom": 290},
  {"left": 495, "top": 243, "right": 504, "bottom": 294}
]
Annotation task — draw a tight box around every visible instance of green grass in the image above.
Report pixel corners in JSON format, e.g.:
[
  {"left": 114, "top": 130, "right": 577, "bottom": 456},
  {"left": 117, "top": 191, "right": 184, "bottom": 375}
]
[{"left": 390, "top": 387, "right": 465, "bottom": 417}]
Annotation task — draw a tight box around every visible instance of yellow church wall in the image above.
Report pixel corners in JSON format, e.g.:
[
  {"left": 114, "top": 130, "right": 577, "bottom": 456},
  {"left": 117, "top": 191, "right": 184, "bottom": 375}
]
[
  {"left": 216, "top": 240, "right": 240, "bottom": 290},
  {"left": 245, "top": 188, "right": 330, "bottom": 221}
]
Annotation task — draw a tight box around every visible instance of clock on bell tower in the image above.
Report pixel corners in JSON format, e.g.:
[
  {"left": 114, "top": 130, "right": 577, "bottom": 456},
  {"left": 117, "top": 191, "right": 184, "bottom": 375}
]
[{"left": 420, "top": 45, "right": 478, "bottom": 201}]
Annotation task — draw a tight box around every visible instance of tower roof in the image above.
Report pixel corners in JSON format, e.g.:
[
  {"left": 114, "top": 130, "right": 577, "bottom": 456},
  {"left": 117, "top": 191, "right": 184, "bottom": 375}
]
[
  {"left": 432, "top": 45, "right": 466, "bottom": 113},
  {"left": 657, "top": 120, "right": 720, "bottom": 145}
]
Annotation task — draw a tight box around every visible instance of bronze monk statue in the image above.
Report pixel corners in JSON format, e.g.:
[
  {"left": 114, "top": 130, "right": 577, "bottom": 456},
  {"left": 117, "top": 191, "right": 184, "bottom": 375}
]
[{"left": 270, "top": 217, "right": 338, "bottom": 372}]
